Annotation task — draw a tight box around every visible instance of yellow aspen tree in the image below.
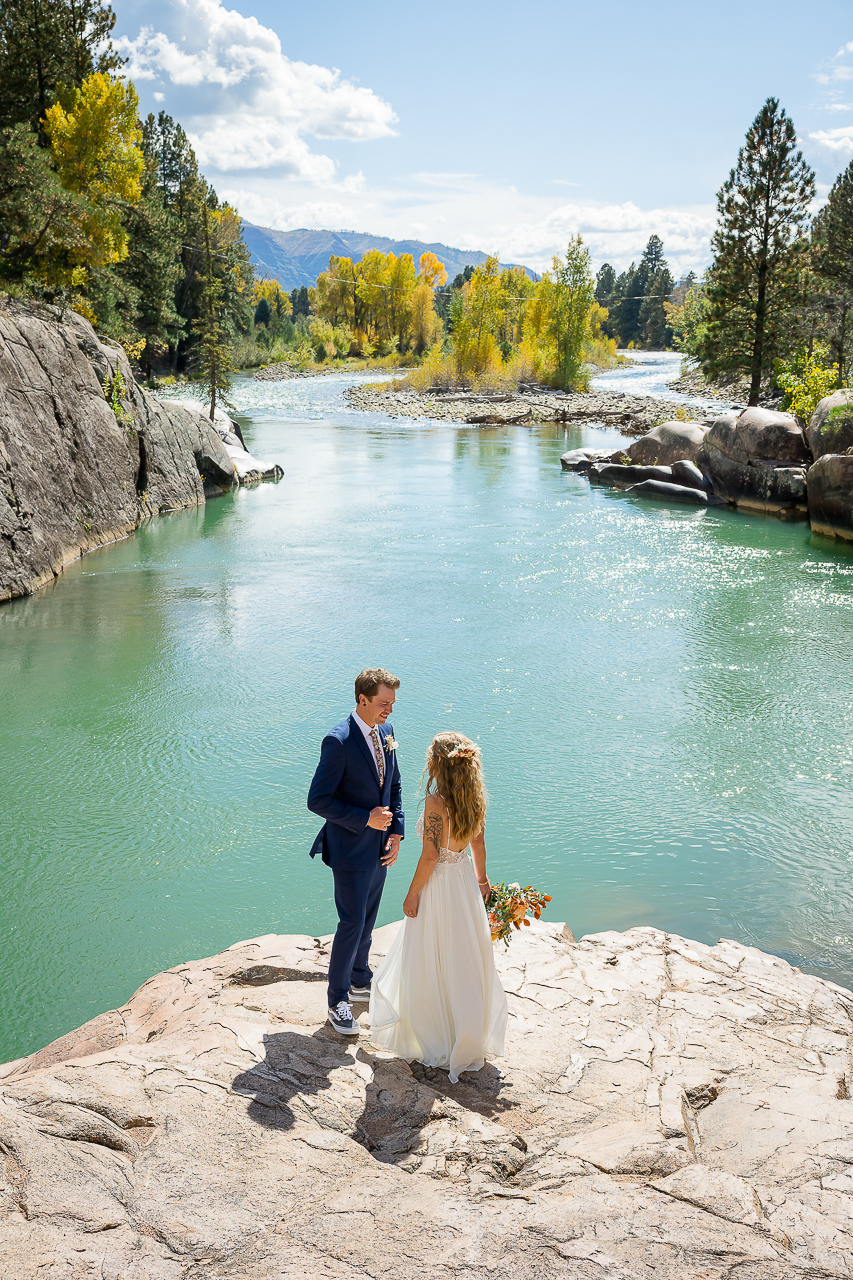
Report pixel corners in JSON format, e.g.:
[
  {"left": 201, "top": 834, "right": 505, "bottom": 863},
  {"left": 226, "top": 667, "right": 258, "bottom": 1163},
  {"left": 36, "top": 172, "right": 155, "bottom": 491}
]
[
  {"left": 43, "top": 72, "right": 143, "bottom": 268},
  {"left": 417, "top": 252, "right": 448, "bottom": 289},
  {"left": 252, "top": 278, "right": 292, "bottom": 316},
  {"left": 410, "top": 282, "right": 442, "bottom": 354},
  {"left": 384, "top": 251, "right": 416, "bottom": 350}
]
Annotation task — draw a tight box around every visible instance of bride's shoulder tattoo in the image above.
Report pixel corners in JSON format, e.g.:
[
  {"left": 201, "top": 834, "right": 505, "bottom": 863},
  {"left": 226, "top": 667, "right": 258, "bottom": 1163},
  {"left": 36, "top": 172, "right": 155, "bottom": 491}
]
[{"left": 426, "top": 812, "right": 443, "bottom": 853}]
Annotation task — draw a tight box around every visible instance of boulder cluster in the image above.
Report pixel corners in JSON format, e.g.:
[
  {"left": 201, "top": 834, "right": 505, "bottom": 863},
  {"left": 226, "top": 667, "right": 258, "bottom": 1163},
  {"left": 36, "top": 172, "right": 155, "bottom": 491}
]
[{"left": 561, "top": 391, "right": 853, "bottom": 535}]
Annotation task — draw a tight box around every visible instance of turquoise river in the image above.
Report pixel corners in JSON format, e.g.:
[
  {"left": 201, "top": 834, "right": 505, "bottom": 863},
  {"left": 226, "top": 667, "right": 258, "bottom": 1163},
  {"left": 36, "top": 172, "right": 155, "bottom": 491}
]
[{"left": 2, "top": 356, "right": 853, "bottom": 1063}]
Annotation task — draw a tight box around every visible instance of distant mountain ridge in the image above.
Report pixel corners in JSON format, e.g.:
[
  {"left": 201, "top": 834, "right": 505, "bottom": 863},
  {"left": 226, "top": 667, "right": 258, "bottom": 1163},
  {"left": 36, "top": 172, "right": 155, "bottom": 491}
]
[{"left": 241, "top": 223, "right": 539, "bottom": 291}]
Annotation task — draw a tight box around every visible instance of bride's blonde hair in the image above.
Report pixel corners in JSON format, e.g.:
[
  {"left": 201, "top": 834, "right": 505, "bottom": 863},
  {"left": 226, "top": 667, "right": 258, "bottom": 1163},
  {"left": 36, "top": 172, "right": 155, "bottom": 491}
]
[{"left": 423, "top": 732, "right": 487, "bottom": 844}]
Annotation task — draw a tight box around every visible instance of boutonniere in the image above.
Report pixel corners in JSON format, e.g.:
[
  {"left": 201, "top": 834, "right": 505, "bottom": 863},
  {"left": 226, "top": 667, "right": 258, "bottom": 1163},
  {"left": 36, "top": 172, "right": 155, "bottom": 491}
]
[{"left": 384, "top": 736, "right": 398, "bottom": 752}]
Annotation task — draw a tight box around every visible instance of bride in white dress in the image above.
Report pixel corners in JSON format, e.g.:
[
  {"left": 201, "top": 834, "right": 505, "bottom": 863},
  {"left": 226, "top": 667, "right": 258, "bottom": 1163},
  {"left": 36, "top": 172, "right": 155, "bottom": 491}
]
[{"left": 369, "top": 732, "right": 507, "bottom": 1082}]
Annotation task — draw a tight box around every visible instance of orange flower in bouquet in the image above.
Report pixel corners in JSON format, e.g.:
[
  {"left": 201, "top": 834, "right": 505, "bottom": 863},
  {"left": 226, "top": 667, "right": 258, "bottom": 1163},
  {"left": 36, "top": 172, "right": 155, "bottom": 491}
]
[{"left": 486, "top": 881, "right": 552, "bottom": 947}]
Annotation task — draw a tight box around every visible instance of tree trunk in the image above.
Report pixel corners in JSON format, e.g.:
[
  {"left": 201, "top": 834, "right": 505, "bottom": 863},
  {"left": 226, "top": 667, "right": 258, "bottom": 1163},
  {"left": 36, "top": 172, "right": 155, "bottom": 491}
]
[
  {"left": 749, "top": 219, "right": 771, "bottom": 406},
  {"left": 840, "top": 299, "right": 848, "bottom": 386}
]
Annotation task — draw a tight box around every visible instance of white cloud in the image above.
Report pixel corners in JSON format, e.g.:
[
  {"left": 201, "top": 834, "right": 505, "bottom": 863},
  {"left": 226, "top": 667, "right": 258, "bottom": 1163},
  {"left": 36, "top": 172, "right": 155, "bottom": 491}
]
[
  {"left": 116, "top": 0, "right": 396, "bottom": 178},
  {"left": 116, "top": 3, "right": 716, "bottom": 275},
  {"left": 810, "top": 125, "right": 853, "bottom": 153},
  {"left": 222, "top": 171, "right": 715, "bottom": 277},
  {"left": 817, "top": 65, "right": 853, "bottom": 84}
]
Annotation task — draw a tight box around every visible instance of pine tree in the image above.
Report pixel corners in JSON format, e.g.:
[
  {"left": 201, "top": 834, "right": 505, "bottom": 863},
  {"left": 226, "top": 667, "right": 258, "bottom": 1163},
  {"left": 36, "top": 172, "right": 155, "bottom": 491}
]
[
  {"left": 115, "top": 161, "right": 183, "bottom": 370},
  {"left": 0, "top": 122, "right": 86, "bottom": 279},
  {"left": 699, "top": 97, "right": 815, "bottom": 404},
  {"left": 613, "top": 237, "right": 668, "bottom": 347},
  {"left": 609, "top": 264, "right": 636, "bottom": 346},
  {"left": 193, "top": 204, "right": 233, "bottom": 420},
  {"left": 0, "top": 0, "right": 123, "bottom": 133},
  {"left": 594, "top": 263, "right": 616, "bottom": 306},
  {"left": 638, "top": 263, "right": 675, "bottom": 349},
  {"left": 812, "top": 163, "right": 853, "bottom": 382}
]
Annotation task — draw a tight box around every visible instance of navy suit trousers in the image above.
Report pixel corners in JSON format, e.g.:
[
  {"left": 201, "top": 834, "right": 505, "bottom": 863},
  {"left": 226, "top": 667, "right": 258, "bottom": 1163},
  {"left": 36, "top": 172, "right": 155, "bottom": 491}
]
[{"left": 328, "top": 859, "right": 387, "bottom": 1007}]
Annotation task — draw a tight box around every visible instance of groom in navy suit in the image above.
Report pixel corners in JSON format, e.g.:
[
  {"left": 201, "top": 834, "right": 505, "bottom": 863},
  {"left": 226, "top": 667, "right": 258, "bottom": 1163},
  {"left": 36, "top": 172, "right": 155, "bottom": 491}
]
[{"left": 308, "top": 667, "right": 404, "bottom": 1034}]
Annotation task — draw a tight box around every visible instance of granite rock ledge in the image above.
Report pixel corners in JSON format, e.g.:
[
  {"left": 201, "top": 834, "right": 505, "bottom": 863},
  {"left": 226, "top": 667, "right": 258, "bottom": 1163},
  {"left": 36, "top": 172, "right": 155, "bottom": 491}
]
[
  {"left": 0, "top": 300, "right": 281, "bottom": 604},
  {"left": 1, "top": 921, "right": 853, "bottom": 1278}
]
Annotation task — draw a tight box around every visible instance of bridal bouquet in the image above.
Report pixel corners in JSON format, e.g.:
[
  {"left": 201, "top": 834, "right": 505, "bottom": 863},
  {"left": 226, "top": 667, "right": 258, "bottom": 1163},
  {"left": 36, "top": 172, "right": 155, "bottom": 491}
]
[{"left": 487, "top": 881, "right": 552, "bottom": 947}]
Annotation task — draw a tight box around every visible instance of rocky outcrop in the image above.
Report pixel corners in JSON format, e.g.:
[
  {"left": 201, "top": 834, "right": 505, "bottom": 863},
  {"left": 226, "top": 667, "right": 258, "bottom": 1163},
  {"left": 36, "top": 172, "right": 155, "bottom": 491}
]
[
  {"left": 625, "top": 418, "right": 710, "bottom": 466},
  {"left": 168, "top": 398, "right": 283, "bottom": 485},
  {"left": 807, "top": 453, "right": 853, "bottom": 541},
  {"left": 2, "top": 920, "right": 853, "bottom": 1278},
  {"left": 697, "top": 407, "right": 810, "bottom": 515},
  {"left": 578, "top": 407, "right": 813, "bottom": 520},
  {"left": 588, "top": 462, "right": 722, "bottom": 506},
  {"left": 0, "top": 300, "right": 281, "bottom": 604},
  {"left": 807, "top": 390, "right": 853, "bottom": 460}
]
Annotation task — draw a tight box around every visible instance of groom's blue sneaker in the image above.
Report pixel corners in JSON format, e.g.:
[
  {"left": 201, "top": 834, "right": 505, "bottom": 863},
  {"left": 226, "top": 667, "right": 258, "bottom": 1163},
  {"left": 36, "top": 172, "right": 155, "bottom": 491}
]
[
  {"left": 327, "top": 1000, "right": 359, "bottom": 1035},
  {"left": 349, "top": 983, "right": 371, "bottom": 1000}
]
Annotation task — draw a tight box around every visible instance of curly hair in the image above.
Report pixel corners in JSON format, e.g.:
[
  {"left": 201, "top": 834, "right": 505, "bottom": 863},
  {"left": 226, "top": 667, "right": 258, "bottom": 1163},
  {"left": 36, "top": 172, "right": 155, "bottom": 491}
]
[{"left": 423, "top": 732, "right": 487, "bottom": 845}]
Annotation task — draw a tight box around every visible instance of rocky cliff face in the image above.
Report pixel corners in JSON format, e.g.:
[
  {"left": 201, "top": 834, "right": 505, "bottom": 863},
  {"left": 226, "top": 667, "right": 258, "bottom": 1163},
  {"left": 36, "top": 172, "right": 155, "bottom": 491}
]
[
  {"left": 0, "top": 300, "right": 272, "bottom": 605},
  {"left": 2, "top": 921, "right": 852, "bottom": 1278}
]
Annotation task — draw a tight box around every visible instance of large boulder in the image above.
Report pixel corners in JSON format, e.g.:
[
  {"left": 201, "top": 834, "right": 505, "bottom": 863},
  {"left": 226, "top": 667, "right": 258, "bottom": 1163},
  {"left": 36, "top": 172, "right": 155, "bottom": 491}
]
[
  {"left": 559, "top": 447, "right": 613, "bottom": 472},
  {"left": 627, "top": 478, "right": 719, "bottom": 506},
  {"left": 670, "top": 458, "right": 711, "bottom": 491},
  {"left": 590, "top": 462, "right": 674, "bottom": 489},
  {"left": 698, "top": 406, "right": 809, "bottom": 515},
  {"left": 626, "top": 419, "right": 710, "bottom": 466},
  {"left": 807, "top": 452, "right": 853, "bottom": 540},
  {"left": 807, "top": 389, "right": 853, "bottom": 459},
  {"left": 2, "top": 922, "right": 853, "bottom": 1278}
]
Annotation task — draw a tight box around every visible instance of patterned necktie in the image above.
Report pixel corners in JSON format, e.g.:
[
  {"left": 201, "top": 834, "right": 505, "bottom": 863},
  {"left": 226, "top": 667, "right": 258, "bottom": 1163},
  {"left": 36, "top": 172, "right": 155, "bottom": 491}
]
[{"left": 370, "top": 726, "right": 385, "bottom": 785}]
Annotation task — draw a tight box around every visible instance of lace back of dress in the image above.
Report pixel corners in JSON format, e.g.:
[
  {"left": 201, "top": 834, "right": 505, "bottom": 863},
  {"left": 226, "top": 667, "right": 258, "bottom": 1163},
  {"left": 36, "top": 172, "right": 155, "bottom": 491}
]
[{"left": 415, "top": 810, "right": 470, "bottom": 864}]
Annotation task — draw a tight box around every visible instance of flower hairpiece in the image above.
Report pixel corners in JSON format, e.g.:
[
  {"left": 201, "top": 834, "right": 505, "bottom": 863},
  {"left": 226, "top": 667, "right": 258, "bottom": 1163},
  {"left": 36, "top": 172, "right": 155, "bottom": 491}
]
[{"left": 448, "top": 744, "right": 478, "bottom": 759}]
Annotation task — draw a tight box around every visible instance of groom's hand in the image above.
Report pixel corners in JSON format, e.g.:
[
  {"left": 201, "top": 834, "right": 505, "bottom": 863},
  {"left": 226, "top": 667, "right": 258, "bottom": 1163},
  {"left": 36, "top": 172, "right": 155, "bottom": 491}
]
[
  {"left": 381, "top": 834, "right": 401, "bottom": 867},
  {"left": 368, "top": 806, "right": 393, "bottom": 831}
]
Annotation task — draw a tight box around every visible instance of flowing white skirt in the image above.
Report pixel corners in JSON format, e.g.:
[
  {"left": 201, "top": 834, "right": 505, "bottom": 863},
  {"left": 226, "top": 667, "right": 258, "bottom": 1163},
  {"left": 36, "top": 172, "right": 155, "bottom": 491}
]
[{"left": 369, "top": 855, "right": 508, "bottom": 1083}]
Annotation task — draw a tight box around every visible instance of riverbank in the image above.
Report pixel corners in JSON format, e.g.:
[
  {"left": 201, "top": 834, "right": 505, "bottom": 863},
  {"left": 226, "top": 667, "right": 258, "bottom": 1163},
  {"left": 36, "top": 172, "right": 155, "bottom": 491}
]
[
  {"left": 346, "top": 382, "right": 693, "bottom": 435},
  {"left": 2, "top": 919, "right": 851, "bottom": 1278},
  {"left": 668, "top": 363, "right": 784, "bottom": 409}
]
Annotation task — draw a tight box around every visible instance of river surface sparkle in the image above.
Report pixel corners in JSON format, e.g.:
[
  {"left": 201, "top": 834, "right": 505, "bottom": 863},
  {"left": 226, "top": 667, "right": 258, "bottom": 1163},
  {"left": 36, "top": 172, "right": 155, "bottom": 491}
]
[{"left": 2, "top": 368, "right": 853, "bottom": 1062}]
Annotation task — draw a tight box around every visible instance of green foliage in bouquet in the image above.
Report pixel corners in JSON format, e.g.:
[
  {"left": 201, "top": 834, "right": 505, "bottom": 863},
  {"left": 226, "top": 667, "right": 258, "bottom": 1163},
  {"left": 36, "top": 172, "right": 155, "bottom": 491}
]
[{"left": 486, "top": 881, "right": 552, "bottom": 948}]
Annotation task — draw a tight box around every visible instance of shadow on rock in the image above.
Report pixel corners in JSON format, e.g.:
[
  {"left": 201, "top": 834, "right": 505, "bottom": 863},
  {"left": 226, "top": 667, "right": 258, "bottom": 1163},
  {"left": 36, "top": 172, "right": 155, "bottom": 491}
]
[
  {"left": 408, "top": 1060, "right": 516, "bottom": 1121},
  {"left": 353, "top": 1049, "right": 526, "bottom": 1179},
  {"left": 232, "top": 1028, "right": 352, "bottom": 1131}
]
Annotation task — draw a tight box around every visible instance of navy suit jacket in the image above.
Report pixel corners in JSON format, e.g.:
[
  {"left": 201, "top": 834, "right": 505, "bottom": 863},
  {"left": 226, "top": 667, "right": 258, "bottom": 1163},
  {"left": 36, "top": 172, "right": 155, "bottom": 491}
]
[{"left": 307, "top": 714, "right": 404, "bottom": 871}]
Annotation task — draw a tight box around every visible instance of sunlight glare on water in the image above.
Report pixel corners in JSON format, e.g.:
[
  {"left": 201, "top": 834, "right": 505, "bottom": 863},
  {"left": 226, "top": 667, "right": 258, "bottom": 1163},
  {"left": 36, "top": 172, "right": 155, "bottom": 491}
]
[{"left": 1, "top": 368, "right": 852, "bottom": 1061}]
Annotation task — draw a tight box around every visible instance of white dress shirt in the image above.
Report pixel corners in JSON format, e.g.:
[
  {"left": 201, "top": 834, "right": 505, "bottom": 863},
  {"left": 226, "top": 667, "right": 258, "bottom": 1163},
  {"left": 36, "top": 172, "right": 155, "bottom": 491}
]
[{"left": 353, "top": 708, "right": 383, "bottom": 780}]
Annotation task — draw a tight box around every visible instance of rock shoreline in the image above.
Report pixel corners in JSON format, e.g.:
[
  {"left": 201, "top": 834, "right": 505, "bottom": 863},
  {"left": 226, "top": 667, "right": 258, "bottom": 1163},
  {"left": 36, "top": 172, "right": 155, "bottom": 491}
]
[
  {"left": 669, "top": 364, "right": 784, "bottom": 410},
  {"left": 562, "top": 393, "right": 853, "bottom": 535},
  {"left": 346, "top": 382, "right": 697, "bottom": 436},
  {"left": 0, "top": 301, "right": 283, "bottom": 604},
  {"left": 253, "top": 362, "right": 326, "bottom": 382},
  {"left": 2, "top": 919, "right": 853, "bottom": 1278}
]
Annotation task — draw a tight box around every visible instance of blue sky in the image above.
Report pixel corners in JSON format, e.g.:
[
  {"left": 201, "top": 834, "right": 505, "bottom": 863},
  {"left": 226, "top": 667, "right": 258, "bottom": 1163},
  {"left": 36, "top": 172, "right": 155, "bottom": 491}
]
[{"left": 115, "top": 0, "right": 853, "bottom": 276}]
